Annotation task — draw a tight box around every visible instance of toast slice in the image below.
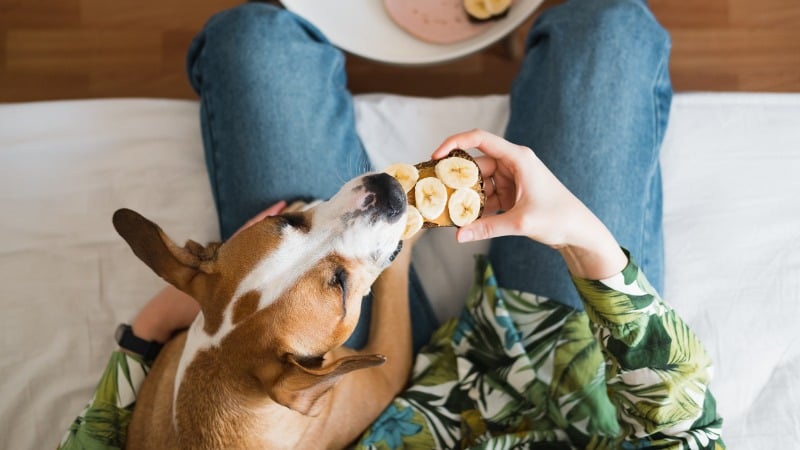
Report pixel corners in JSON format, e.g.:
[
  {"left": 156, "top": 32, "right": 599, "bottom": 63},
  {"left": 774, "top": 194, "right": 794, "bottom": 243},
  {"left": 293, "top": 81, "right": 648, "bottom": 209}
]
[{"left": 385, "top": 149, "right": 485, "bottom": 238}]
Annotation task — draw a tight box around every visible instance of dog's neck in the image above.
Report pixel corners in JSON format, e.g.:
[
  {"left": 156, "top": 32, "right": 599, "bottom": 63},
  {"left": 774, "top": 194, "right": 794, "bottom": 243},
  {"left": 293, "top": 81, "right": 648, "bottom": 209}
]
[
  {"left": 173, "top": 313, "right": 222, "bottom": 418},
  {"left": 171, "top": 314, "right": 330, "bottom": 449}
]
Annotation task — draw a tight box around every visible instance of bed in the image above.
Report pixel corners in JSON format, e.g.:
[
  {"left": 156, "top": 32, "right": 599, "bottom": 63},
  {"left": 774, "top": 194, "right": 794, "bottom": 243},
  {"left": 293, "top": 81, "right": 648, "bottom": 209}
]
[{"left": 1, "top": 92, "right": 798, "bottom": 449}]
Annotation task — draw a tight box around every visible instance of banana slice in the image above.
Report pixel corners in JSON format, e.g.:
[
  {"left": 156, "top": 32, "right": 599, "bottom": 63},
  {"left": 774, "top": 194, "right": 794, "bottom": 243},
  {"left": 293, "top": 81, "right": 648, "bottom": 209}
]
[
  {"left": 448, "top": 188, "right": 482, "bottom": 227},
  {"left": 414, "top": 177, "right": 448, "bottom": 220},
  {"left": 384, "top": 162, "right": 419, "bottom": 194},
  {"left": 403, "top": 205, "right": 424, "bottom": 239},
  {"left": 464, "top": 0, "right": 512, "bottom": 22},
  {"left": 435, "top": 156, "right": 480, "bottom": 189}
]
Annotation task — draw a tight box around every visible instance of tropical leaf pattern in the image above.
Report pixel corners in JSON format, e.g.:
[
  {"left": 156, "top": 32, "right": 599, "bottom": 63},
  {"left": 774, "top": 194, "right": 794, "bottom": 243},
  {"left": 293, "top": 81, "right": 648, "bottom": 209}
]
[
  {"left": 58, "top": 351, "right": 149, "bottom": 450},
  {"left": 353, "top": 256, "right": 724, "bottom": 449},
  {"left": 61, "top": 254, "right": 724, "bottom": 450}
]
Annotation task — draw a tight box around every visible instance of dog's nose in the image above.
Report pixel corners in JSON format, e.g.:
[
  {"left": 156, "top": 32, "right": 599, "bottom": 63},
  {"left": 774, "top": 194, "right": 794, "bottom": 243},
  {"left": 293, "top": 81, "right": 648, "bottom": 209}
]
[{"left": 362, "top": 173, "right": 406, "bottom": 221}]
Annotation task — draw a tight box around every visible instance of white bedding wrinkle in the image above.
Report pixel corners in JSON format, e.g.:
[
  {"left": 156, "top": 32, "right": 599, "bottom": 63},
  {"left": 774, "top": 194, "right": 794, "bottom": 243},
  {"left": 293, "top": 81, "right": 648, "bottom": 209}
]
[{"left": 1, "top": 93, "right": 799, "bottom": 449}]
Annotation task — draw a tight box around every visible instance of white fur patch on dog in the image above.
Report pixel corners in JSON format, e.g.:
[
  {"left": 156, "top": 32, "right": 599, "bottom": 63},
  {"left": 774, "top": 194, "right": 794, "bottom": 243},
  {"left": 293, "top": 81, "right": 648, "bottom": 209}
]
[{"left": 172, "top": 175, "right": 407, "bottom": 425}]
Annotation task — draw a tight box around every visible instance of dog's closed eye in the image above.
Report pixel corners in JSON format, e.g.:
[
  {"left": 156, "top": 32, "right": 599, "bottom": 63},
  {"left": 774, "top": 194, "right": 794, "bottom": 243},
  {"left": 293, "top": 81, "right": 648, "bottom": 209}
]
[
  {"left": 330, "top": 267, "right": 348, "bottom": 316},
  {"left": 280, "top": 212, "right": 311, "bottom": 233}
]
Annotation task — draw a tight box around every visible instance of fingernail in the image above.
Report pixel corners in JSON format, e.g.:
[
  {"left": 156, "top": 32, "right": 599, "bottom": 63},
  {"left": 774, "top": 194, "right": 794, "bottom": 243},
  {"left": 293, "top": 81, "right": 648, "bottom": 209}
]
[{"left": 458, "top": 229, "right": 473, "bottom": 243}]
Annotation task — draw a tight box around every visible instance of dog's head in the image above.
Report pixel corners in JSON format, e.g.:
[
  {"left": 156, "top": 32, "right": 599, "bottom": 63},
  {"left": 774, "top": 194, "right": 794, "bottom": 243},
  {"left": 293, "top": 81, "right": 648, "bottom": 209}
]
[{"left": 113, "top": 172, "right": 407, "bottom": 415}]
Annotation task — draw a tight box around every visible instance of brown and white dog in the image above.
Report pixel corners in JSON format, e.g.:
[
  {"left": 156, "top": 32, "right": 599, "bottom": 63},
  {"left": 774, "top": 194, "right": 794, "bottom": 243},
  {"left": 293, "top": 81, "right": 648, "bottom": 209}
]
[{"left": 115, "top": 173, "right": 415, "bottom": 449}]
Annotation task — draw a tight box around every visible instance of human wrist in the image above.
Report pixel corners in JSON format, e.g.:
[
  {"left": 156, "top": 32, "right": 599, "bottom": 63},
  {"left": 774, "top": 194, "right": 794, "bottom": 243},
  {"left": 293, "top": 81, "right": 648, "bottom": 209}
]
[
  {"left": 116, "top": 323, "right": 164, "bottom": 362},
  {"left": 131, "top": 317, "right": 172, "bottom": 344},
  {"left": 130, "top": 286, "right": 200, "bottom": 344},
  {"left": 559, "top": 243, "right": 627, "bottom": 280},
  {"left": 558, "top": 215, "right": 627, "bottom": 280}
]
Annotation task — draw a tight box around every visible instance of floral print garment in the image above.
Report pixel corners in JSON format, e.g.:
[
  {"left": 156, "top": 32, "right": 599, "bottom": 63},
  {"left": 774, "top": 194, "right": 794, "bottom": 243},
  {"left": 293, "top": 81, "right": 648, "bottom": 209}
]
[
  {"left": 59, "top": 352, "right": 148, "bottom": 450},
  {"left": 59, "top": 253, "right": 724, "bottom": 449},
  {"left": 353, "top": 255, "right": 724, "bottom": 449}
]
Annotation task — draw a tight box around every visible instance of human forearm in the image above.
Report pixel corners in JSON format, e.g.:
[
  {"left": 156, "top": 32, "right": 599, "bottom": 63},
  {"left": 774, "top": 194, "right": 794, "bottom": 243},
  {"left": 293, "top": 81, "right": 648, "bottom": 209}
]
[
  {"left": 572, "top": 259, "right": 723, "bottom": 447},
  {"left": 431, "top": 130, "right": 626, "bottom": 281},
  {"left": 557, "top": 206, "right": 628, "bottom": 281},
  {"left": 131, "top": 285, "right": 199, "bottom": 343},
  {"left": 364, "top": 250, "right": 414, "bottom": 392}
]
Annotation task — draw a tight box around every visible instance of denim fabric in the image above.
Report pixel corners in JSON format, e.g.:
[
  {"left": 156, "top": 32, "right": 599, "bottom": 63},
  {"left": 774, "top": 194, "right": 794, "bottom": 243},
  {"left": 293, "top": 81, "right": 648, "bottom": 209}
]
[
  {"left": 185, "top": 0, "right": 672, "bottom": 350},
  {"left": 186, "top": 3, "right": 438, "bottom": 353},
  {"left": 491, "top": 0, "right": 672, "bottom": 309},
  {"left": 186, "top": 4, "right": 367, "bottom": 240}
]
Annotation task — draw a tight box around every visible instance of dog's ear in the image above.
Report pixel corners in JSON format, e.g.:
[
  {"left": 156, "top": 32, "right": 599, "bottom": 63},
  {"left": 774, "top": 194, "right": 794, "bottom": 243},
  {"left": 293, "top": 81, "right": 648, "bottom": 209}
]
[
  {"left": 112, "top": 208, "right": 212, "bottom": 296},
  {"left": 268, "top": 353, "right": 386, "bottom": 416}
]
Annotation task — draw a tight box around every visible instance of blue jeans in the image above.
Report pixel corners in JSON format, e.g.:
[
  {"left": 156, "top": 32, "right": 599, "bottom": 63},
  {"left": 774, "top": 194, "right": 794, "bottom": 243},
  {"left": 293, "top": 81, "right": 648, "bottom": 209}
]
[
  {"left": 493, "top": 0, "right": 671, "bottom": 309},
  {"left": 186, "top": 0, "right": 671, "bottom": 349}
]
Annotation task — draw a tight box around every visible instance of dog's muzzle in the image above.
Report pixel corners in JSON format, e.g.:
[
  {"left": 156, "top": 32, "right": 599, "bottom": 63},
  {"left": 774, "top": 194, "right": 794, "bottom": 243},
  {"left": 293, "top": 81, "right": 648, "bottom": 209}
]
[{"left": 361, "top": 173, "right": 407, "bottom": 224}]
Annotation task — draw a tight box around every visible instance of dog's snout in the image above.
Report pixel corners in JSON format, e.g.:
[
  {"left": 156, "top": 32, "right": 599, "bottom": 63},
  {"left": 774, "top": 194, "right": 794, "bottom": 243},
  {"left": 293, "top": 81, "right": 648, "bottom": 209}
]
[{"left": 362, "top": 173, "right": 406, "bottom": 221}]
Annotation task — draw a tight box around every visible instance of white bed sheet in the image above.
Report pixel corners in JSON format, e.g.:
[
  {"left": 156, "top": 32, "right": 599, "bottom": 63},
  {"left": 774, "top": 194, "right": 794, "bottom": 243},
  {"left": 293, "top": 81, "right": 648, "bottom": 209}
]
[{"left": 1, "top": 93, "right": 798, "bottom": 449}]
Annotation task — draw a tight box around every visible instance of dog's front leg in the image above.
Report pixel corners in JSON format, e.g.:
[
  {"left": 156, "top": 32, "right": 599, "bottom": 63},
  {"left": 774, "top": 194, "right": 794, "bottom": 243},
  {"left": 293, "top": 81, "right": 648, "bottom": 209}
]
[
  {"left": 321, "top": 239, "right": 416, "bottom": 449},
  {"left": 363, "top": 240, "right": 415, "bottom": 393}
]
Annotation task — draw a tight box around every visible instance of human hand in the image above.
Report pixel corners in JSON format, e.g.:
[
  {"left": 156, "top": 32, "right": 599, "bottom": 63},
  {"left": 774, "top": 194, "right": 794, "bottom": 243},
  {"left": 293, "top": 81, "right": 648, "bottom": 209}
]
[
  {"left": 231, "top": 200, "right": 289, "bottom": 237},
  {"left": 431, "top": 129, "right": 626, "bottom": 279},
  {"left": 431, "top": 129, "right": 585, "bottom": 247}
]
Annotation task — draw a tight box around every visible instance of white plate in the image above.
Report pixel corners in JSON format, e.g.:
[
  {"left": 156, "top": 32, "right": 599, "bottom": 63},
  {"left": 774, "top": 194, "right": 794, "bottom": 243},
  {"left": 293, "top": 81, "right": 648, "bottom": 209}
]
[{"left": 282, "top": 0, "right": 544, "bottom": 65}]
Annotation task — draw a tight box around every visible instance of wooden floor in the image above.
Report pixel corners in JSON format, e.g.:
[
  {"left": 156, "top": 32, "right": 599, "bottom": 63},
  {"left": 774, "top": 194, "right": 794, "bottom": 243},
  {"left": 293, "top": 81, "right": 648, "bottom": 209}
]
[{"left": 1, "top": 0, "right": 798, "bottom": 102}]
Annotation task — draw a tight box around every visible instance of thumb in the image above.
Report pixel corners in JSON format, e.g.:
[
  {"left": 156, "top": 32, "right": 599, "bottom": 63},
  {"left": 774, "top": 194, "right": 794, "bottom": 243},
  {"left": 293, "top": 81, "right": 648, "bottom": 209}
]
[{"left": 456, "top": 213, "right": 516, "bottom": 243}]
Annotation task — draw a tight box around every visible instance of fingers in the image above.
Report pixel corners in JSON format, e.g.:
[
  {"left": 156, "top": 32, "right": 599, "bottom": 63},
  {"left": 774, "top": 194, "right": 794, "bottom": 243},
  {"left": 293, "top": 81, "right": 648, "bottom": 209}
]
[
  {"left": 249, "top": 200, "right": 288, "bottom": 222},
  {"left": 456, "top": 211, "right": 519, "bottom": 243},
  {"left": 232, "top": 200, "right": 288, "bottom": 237},
  {"left": 433, "top": 129, "right": 527, "bottom": 213},
  {"left": 431, "top": 128, "right": 523, "bottom": 161},
  {"left": 476, "top": 158, "right": 496, "bottom": 195},
  {"left": 473, "top": 156, "right": 497, "bottom": 179},
  {"left": 483, "top": 193, "right": 501, "bottom": 214}
]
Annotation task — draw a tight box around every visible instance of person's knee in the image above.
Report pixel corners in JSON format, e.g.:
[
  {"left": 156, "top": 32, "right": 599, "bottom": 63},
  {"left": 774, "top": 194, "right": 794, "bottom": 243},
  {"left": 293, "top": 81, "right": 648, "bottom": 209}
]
[
  {"left": 577, "top": 0, "right": 669, "bottom": 46},
  {"left": 202, "top": 3, "right": 331, "bottom": 70},
  {"left": 187, "top": 3, "right": 335, "bottom": 94},
  {"left": 209, "top": 4, "right": 309, "bottom": 54},
  {"left": 534, "top": 0, "right": 669, "bottom": 52},
  {"left": 588, "top": 0, "right": 668, "bottom": 43},
  {"left": 521, "top": 0, "right": 671, "bottom": 90}
]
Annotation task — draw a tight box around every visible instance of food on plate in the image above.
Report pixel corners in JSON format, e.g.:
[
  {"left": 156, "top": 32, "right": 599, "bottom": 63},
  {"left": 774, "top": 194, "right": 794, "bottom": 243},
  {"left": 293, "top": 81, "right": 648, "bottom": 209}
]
[
  {"left": 385, "top": 149, "right": 485, "bottom": 238},
  {"left": 463, "top": 0, "right": 512, "bottom": 22},
  {"left": 384, "top": 0, "right": 496, "bottom": 45}
]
